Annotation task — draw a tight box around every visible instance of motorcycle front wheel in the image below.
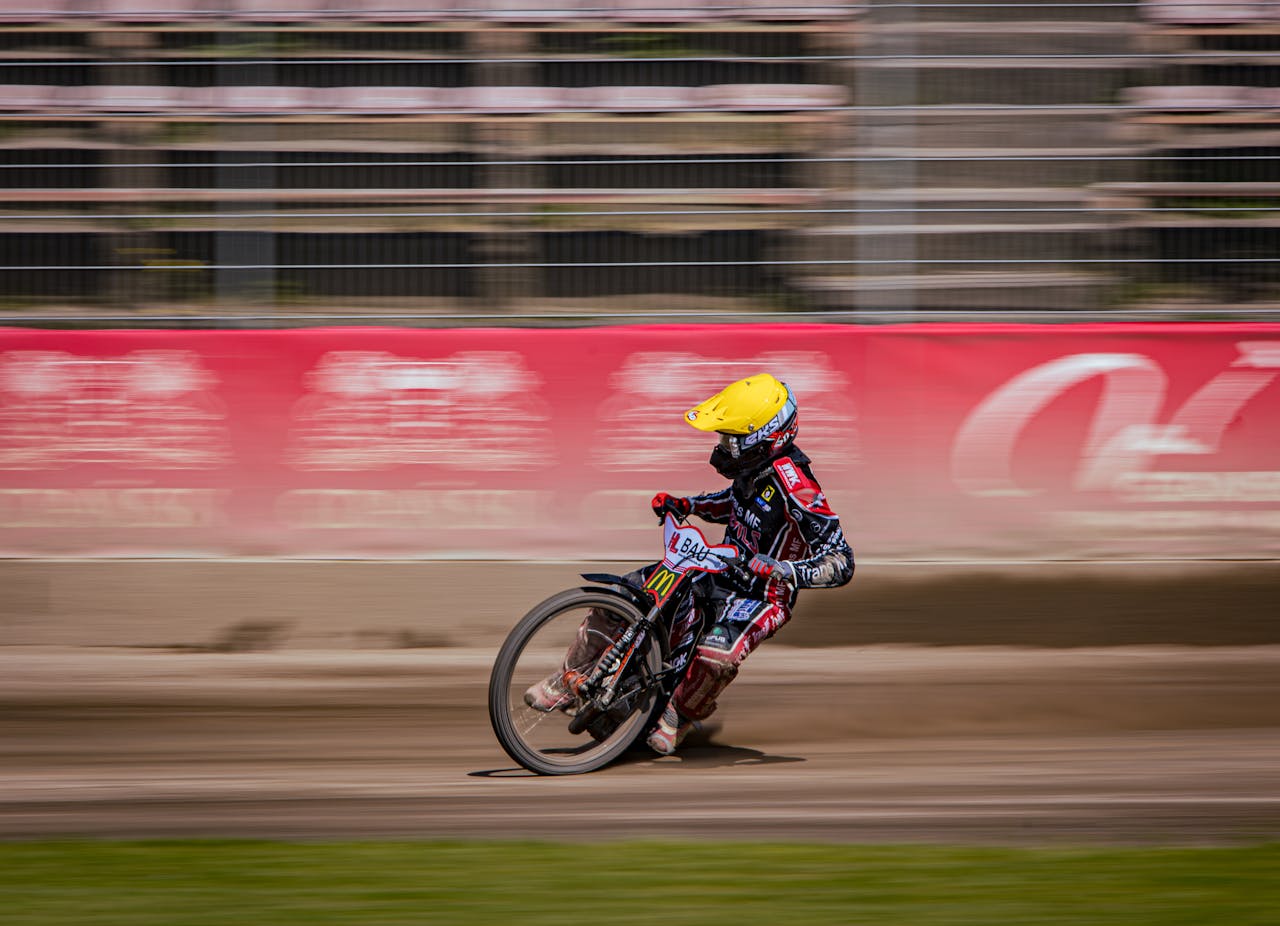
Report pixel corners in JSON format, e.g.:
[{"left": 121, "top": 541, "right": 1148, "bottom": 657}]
[{"left": 488, "top": 587, "right": 665, "bottom": 775}]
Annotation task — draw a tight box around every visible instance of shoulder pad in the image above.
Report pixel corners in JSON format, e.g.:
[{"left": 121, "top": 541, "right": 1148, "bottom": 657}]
[{"left": 771, "top": 456, "right": 835, "bottom": 515}]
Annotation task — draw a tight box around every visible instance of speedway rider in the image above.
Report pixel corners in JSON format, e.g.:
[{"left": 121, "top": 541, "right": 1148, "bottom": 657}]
[{"left": 527, "top": 372, "right": 855, "bottom": 756}]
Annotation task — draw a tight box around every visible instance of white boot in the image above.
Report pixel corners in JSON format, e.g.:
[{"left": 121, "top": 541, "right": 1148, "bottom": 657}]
[
  {"left": 523, "top": 672, "right": 574, "bottom": 713},
  {"left": 645, "top": 704, "right": 694, "bottom": 755}
]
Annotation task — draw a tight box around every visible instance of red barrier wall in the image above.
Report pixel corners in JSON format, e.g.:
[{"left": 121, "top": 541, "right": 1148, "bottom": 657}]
[{"left": 1, "top": 324, "right": 1277, "bottom": 560}]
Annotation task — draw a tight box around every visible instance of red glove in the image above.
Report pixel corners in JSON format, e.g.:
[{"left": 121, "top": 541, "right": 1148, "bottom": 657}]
[
  {"left": 748, "top": 553, "right": 796, "bottom": 585},
  {"left": 651, "top": 492, "right": 692, "bottom": 521}
]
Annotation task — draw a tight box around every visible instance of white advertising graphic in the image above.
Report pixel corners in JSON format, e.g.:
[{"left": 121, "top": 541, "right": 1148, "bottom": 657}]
[
  {"left": 0, "top": 350, "right": 228, "bottom": 471},
  {"left": 288, "top": 350, "right": 556, "bottom": 471},
  {"left": 951, "top": 341, "right": 1280, "bottom": 502}
]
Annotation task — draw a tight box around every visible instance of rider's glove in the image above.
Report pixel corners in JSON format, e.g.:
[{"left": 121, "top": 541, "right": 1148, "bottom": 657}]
[
  {"left": 747, "top": 553, "right": 796, "bottom": 585},
  {"left": 651, "top": 492, "right": 692, "bottom": 521}
]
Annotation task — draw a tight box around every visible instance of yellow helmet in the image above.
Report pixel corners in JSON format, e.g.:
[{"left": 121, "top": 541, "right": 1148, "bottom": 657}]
[{"left": 685, "top": 373, "right": 798, "bottom": 477}]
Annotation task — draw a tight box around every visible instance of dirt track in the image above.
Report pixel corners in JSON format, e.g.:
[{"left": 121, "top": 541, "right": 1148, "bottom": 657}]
[
  {"left": 4, "top": 645, "right": 1278, "bottom": 845},
  {"left": 5, "top": 559, "right": 1279, "bottom": 650}
]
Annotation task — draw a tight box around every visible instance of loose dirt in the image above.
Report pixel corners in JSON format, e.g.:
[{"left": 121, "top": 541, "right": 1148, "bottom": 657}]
[{"left": 4, "top": 644, "right": 1277, "bottom": 844}]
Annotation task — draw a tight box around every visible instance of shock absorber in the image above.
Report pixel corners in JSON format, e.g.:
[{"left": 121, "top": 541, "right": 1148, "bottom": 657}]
[{"left": 583, "top": 621, "right": 646, "bottom": 708}]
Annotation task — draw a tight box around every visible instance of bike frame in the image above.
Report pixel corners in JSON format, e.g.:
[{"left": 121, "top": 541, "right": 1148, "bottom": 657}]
[
  {"left": 578, "top": 515, "right": 739, "bottom": 711},
  {"left": 490, "top": 514, "right": 748, "bottom": 774}
]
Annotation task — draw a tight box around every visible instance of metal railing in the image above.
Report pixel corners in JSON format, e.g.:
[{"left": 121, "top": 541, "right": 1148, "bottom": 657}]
[{"left": 0, "top": 0, "right": 1278, "bottom": 324}]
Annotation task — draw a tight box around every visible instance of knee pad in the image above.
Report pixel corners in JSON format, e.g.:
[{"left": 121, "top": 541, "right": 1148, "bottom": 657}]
[
  {"left": 696, "top": 643, "right": 741, "bottom": 676},
  {"left": 672, "top": 646, "right": 739, "bottom": 721}
]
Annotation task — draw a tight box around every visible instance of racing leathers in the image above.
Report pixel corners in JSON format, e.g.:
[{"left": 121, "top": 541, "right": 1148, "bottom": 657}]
[
  {"left": 647, "top": 445, "right": 854, "bottom": 752},
  {"left": 524, "top": 444, "right": 854, "bottom": 752},
  {"left": 688, "top": 446, "right": 853, "bottom": 603}
]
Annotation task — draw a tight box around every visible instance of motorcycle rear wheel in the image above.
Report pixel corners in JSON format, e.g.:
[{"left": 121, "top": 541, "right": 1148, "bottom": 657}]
[{"left": 488, "top": 588, "right": 664, "bottom": 775}]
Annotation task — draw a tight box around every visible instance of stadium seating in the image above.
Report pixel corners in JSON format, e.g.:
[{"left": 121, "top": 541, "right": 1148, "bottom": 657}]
[
  {"left": 96, "top": 0, "right": 225, "bottom": 22},
  {"left": 68, "top": 85, "right": 211, "bottom": 113},
  {"left": 1141, "top": 1, "right": 1280, "bottom": 24},
  {"left": 327, "top": 86, "right": 444, "bottom": 113},
  {"left": 0, "top": 0, "right": 869, "bottom": 25},
  {"left": 335, "top": 0, "right": 462, "bottom": 22},
  {"left": 451, "top": 85, "right": 575, "bottom": 113},
  {"left": 0, "top": 84, "right": 62, "bottom": 111},
  {"left": 0, "top": 83, "right": 850, "bottom": 116},
  {"left": 1123, "top": 85, "right": 1264, "bottom": 111},
  {"left": 574, "top": 85, "right": 703, "bottom": 112},
  {"left": 699, "top": 83, "right": 848, "bottom": 111},
  {"left": 0, "top": 0, "right": 81, "bottom": 21},
  {"left": 1, "top": 0, "right": 1271, "bottom": 315},
  {"left": 605, "top": 0, "right": 847, "bottom": 22},
  {"left": 223, "top": 0, "right": 333, "bottom": 22}
]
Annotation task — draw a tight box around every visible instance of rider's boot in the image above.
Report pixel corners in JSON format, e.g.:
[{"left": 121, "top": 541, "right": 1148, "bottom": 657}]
[
  {"left": 646, "top": 648, "right": 737, "bottom": 754},
  {"left": 645, "top": 703, "right": 694, "bottom": 755},
  {"left": 523, "top": 608, "right": 625, "bottom": 713},
  {"left": 523, "top": 671, "right": 575, "bottom": 713}
]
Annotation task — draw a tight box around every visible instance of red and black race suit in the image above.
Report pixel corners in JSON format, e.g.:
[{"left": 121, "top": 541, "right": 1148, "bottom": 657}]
[{"left": 686, "top": 447, "right": 854, "bottom": 607}]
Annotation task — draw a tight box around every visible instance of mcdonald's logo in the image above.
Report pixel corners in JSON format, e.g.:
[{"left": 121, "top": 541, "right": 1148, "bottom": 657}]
[{"left": 644, "top": 566, "right": 678, "bottom": 599}]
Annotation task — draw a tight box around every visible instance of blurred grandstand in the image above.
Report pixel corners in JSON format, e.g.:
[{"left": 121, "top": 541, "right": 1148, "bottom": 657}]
[{"left": 0, "top": 0, "right": 1278, "bottom": 323}]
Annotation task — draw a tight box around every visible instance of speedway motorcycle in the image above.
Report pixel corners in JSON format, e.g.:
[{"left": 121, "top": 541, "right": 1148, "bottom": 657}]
[{"left": 488, "top": 514, "right": 741, "bottom": 775}]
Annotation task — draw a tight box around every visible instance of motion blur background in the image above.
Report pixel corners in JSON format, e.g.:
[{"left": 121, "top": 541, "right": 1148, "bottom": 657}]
[
  {"left": 0, "top": 0, "right": 1279, "bottom": 321},
  {"left": 1, "top": 0, "right": 1279, "bottom": 871}
]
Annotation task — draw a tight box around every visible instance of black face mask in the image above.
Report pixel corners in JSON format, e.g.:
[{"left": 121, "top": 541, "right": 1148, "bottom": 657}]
[
  {"left": 709, "top": 443, "right": 776, "bottom": 480},
  {"left": 709, "top": 444, "right": 744, "bottom": 479}
]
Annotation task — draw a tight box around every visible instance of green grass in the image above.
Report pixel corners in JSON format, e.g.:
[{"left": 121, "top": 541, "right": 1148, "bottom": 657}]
[{"left": 1, "top": 840, "right": 1277, "bottom": 925}]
